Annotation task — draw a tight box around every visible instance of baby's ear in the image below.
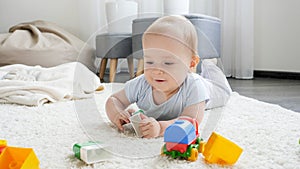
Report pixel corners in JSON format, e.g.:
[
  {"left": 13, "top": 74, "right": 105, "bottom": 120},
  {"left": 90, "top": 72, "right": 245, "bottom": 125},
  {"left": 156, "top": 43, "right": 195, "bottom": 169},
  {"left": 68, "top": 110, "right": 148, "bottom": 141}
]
[{"left": 190, "top": 55, "right": 200, "bottom": 68}]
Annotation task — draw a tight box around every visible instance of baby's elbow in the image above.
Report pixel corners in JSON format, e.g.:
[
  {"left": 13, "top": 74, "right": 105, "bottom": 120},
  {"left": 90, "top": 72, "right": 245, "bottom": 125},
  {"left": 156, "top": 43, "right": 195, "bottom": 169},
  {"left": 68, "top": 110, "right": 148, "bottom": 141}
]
[{"left": 105, "top": 97, "right": 114, "bottom": 114}]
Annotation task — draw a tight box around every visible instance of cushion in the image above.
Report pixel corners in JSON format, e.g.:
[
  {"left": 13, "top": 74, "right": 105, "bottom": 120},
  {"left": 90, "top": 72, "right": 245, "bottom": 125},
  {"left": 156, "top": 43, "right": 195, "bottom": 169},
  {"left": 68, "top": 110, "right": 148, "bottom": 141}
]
[{"left": 0, "top": 20, "right": 96, "bottom": 72}]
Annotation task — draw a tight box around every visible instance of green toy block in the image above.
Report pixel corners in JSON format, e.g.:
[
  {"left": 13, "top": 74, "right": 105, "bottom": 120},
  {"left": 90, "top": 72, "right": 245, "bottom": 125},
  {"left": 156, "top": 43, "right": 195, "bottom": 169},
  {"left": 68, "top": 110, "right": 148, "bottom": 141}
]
[{"left": 73, "top": 141, "right": 112, "bottom": 164}]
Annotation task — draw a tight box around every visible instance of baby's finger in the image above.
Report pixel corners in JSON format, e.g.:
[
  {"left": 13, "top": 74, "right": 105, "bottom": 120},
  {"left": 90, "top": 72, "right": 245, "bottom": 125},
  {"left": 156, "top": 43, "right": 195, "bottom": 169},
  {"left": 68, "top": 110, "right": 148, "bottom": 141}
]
[
  {"left": 120, "top": 113, "right": 130, "bottom": 123},
  {"left": 143, "top": 134, "right": 151, "bottom": 139},
  {"left": 139, "top": 120, "right": 150, "bottom": 128},
  {"left": 140, "top": 113, "right": 148, "bottom": 120},
  {"left": 127, "top": 108, "right": 136, "bottom": 115},
  {"left": 115, "top": 121, "right": 124, "bottom": 131},
  {"left": 121, "top": 111, "right": 131, "bottom": 119},
  {"left": 121, "top": 117, "right": 129, "bottom": 124},
  {"left": 139, "top": 122, "right": 151, "bottom": 132},
  {"left": 140, "top": 127, "right": 150, "bottom": 138}
]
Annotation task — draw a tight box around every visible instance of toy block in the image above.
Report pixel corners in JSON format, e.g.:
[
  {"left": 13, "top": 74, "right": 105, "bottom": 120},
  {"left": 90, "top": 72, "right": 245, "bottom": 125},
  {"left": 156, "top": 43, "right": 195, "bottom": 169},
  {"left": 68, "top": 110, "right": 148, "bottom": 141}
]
[
  {"left": 73, "top": 141, "right": 112, "bottom": 164},
  {"left": 0, "top": 146, "right": 39, "bottom": 169},
  {"left": 0, "top": 140, "right": 7, "bottom": 147},
  {"left": 202, "top": 132, "right": 243, "bottom": 165},
  {"left": 164, "top": 120, "right": 196, "bottom": 144},
  {"left": 0, "top": 147, "right": 6, "bottom": 155},
  {"left": 0, "top": 140, "right": 7, "bottom": 155},
  {"left": 129, "top": 110, "right": 144, "bottom": 137}
]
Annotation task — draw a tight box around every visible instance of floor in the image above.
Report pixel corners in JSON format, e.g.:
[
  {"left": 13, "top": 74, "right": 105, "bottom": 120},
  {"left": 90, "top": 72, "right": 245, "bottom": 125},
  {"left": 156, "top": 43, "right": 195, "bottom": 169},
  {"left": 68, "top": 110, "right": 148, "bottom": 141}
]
[
  {"left": 228, "top": 77, "right": 300, "bottom": 113},
  {"left": 103, "top": 72, "right": 300, "bottom": 113}
]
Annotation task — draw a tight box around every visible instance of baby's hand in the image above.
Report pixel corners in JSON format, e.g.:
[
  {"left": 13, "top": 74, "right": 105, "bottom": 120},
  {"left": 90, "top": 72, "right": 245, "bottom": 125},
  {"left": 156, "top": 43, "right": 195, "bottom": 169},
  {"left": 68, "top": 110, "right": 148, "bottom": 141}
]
[
  {"left": 113, "top": 109, "right": 135, "bottom": 131},
  {"left": 139, "top": 114, "right": 161, "bottom": 138}
]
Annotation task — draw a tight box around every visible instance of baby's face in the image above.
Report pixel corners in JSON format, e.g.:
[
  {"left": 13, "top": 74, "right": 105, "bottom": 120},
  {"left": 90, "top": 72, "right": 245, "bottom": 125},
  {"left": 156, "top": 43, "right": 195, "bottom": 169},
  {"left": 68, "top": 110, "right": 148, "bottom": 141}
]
[{"left": 143, "top": 34, "right": 192, "bottom": 93}]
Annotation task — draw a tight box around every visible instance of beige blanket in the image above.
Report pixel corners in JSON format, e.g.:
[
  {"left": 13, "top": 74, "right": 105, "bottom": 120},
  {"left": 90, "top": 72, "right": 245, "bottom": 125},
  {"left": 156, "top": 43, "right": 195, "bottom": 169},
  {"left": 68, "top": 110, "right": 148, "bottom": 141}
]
[
  {"left": 0, "top": 20, "right": 96, "bottom": 72},
  {"left": 0, "top": 62, "right": 100, "bottom": 106}
]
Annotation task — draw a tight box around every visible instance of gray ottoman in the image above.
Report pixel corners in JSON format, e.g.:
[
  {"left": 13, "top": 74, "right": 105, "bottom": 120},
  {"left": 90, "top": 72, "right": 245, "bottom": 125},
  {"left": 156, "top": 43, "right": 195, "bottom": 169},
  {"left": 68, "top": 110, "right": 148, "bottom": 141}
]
[{"left": 96, "top": 33, "right": 134, "bottom": 82}]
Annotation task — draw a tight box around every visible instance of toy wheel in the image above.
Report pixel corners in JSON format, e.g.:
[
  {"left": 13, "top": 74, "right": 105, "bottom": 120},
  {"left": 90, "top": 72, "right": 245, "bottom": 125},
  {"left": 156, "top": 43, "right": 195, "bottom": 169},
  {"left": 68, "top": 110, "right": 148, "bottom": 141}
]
[{"left": 188, "top": 148, "right": 198, "bottom": 161}]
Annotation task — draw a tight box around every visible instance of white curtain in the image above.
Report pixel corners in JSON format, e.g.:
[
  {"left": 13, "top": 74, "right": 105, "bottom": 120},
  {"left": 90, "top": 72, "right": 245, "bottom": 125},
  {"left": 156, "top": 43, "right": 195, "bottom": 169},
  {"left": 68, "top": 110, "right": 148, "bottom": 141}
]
[{"left": 191, "top": 0, "right": 254, "bottom": 79}]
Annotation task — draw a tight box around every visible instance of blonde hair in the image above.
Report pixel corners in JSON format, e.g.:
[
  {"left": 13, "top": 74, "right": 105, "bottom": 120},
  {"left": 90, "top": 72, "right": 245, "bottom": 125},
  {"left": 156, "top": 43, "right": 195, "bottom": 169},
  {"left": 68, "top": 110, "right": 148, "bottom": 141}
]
[{"left": 143, "top": 15, "right": 198, "bottom": 56}]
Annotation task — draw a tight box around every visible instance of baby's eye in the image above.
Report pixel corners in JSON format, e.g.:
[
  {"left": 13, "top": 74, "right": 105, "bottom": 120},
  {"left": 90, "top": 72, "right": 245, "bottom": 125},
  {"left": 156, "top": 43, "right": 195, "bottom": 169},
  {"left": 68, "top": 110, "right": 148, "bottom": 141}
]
[
  {"left": 164, "top": 62, "right": 174, "bottom": 65},
  {"left": 146, "top": 61, "right": 154, "bottom": 65}
]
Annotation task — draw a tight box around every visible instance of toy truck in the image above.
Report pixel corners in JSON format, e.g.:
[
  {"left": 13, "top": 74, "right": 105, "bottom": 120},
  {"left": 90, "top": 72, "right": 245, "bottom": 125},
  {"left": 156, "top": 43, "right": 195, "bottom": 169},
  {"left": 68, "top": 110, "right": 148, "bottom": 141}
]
[
  {"left": 161, "top": 119, "right": 243, "bottom": 165},
  {"left": 161, "top": 117, "right": 202, "bottom": 161}
]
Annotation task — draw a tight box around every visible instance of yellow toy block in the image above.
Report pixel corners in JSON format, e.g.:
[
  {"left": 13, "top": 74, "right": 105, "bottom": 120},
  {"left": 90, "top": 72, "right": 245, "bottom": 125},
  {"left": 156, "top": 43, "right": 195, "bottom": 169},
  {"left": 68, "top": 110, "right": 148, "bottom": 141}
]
[
  {"left": 0, "top": 140, "right": 7, "bottom": 147},
  {"left": 0, "top": 147, "right": 39, "bottom": 169},
  {"left": 202, "top": 132, "right": 243, "bottom": 165}
]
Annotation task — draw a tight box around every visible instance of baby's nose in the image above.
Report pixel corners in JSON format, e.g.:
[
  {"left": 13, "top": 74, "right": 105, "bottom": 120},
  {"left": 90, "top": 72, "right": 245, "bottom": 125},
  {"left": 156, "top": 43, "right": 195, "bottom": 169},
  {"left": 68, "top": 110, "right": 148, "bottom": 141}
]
[{"left": 152, "top": 68, "right": 164, "bottom": 75}]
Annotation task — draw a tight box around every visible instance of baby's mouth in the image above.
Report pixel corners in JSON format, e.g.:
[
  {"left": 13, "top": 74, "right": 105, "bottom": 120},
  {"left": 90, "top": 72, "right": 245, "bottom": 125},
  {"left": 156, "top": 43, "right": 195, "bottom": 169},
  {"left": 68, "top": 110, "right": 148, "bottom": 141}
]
[{"left": 154, "top": 79, "right": 166, "bottom": 83}]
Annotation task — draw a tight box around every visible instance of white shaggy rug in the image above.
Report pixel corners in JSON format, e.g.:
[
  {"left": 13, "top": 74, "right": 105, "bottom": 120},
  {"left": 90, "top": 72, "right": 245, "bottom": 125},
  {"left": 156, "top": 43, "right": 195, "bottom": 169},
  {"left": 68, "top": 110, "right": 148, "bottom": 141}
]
[{"left": 1, "top": 83, "right": 300, "bottom": 169}]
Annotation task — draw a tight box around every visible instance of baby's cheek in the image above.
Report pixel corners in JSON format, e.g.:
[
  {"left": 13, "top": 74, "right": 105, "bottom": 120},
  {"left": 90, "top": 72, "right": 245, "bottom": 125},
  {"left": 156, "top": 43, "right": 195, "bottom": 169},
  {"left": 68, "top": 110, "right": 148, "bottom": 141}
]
[{"left": 170, "top": 67, "right": 188, "bottom": 77}]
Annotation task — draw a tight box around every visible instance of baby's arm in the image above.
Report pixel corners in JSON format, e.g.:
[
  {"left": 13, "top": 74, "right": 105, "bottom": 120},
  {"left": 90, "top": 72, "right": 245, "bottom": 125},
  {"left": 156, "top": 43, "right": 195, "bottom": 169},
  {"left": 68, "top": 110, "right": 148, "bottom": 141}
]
[
  {"left": 140, "top": 101, "right": 206, "bottom": 138},
  {"left": 180, "top": 101, "right": 206, "bottom": 125},
  {"left": 105, "top": 89, "right": 132, "bottom": 131},
  {"left": 160, "top": 101, "right": 206, "bottom": 136}
]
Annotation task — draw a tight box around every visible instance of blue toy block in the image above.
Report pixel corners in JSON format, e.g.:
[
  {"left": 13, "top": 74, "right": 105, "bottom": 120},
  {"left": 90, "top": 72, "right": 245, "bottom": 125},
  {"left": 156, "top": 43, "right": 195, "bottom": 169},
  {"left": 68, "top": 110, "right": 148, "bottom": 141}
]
[{"left": 164, "top": 120, "right": 196, "bottom": 144}]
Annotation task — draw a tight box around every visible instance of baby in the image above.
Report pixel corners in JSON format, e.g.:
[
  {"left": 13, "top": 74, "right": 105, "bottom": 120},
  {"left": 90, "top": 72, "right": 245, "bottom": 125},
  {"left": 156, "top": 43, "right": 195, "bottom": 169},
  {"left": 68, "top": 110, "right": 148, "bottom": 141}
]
[{"left": 105, "top": 15, "right": 231, "bottom": 138}]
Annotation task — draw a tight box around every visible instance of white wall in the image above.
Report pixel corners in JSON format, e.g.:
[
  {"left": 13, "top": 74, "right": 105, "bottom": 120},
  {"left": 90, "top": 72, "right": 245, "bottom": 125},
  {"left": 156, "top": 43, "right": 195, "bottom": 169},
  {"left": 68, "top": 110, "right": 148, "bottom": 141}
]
[
  {"left": 0, "top": 0, "right": 79, "bottom": 36},
  {"left": 0, "top": 0, "right": 106, "bottom": 45},
  {"left": 254, "top": 0, "right": 300, "bottom": 73}
]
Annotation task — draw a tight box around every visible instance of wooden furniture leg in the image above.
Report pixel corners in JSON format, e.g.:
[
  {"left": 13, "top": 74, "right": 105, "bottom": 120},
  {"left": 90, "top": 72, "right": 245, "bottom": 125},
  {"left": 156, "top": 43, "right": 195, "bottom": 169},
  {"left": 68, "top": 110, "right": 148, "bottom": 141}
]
[
  {"left": 99, "top": 58, "right": 108, "bottom": 82},
  {"left": 127, "top": 56, "right": 134, "bottom": 79},
  {"left": 109, "top": 58, "right": 118, "bottom": 82},
  {"left": 136, "top": 58, "right": 144, "bottom": 77}
]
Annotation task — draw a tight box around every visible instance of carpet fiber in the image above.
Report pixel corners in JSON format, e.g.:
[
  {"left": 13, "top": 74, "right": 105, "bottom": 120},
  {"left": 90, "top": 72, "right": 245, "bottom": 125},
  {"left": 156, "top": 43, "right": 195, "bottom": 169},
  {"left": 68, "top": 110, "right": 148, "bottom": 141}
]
[{"left": 1, "top": 83, "right": 299, "bottom": 168}]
